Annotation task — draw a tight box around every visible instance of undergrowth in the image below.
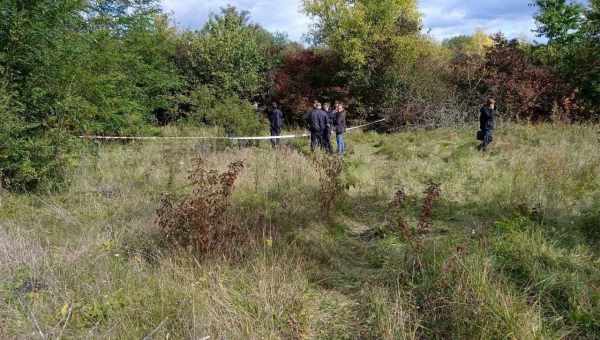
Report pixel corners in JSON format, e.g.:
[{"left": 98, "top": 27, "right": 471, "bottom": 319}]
[{"left": 1, "top": 124, "right": 599, "bottom": 339}]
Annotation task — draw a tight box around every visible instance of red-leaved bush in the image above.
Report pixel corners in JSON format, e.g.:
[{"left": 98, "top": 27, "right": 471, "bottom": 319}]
[
  {"left": 272, "top": 49, "right": 348, "bottom": 124},
  {"left": 483, "top": 35, "right": 578, "bottom": 122}
]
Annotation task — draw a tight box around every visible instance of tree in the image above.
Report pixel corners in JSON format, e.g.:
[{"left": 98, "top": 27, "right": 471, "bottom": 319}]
[
  {"left": 176, "top": 6, "right": 278, "bottom": 100},
  {"left": 0, "top": 0, "right": 182, "bottom": 191},
  {"left": 483, "top": 35, "right": 575, "bottom": 121},
  {"left": 303, "top": 0, "right": 426, "bottom": 113},
  {"left": 272, "top": 47, "right": 347, "bottom": 124},
  {"left": 534, "top": 0, "right": 599, "bottom": 117},
  {"left": 444, "top": 30, "right": 493, "bottom": 56}
]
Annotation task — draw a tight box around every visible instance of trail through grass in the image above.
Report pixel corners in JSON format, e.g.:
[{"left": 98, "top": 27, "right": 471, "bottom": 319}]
[{"left": 1, "top": 124, "right": 599, "bottom": 339}]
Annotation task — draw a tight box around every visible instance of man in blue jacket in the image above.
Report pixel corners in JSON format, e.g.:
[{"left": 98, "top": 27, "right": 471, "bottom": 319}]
[{"left": 268, "top": 102, "right": 284, "bottom": 147}]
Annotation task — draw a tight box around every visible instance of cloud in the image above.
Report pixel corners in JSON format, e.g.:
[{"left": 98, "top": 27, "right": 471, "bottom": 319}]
[
  {"left": 419, "top": 0, "right": 540, "bottom": 41},
  {"left": 161, "top": 0, "right": 542, "bottom": 42},
  {"left": 161, "top": 0, "right": 312, "bottom": 41}
]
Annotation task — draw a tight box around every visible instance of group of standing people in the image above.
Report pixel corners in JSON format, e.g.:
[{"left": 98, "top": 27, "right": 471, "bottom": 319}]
[
  {"left": 305, "top": 101, "right": 347, "bottom": 154},
  {"left": 268, "top": 97, "right": 495, "bottom": 154},
  {"left": 267, "top": 100, "right": 347, "bottom": 155}
]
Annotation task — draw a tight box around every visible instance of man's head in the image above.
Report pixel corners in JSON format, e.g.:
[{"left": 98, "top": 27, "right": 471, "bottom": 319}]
[
  {"left": 335, "top": 101, "right": 344, "bottom": 111},
  {"left": 272, "top": 102, "right": 278, "bottom": 109},
  {"left": 486, "top": 98, "right": 496, "bottom": 109},
  {"left": 323, "top": 102, "right": 331, "bottom": 111},
  {"left": 313, "top": 101, "right": 322, "bottom": 109}
]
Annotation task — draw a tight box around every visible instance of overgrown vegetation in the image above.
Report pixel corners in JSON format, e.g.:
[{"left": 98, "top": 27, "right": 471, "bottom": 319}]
[
  {"left": 1, "top": 0, "right": 599, "bottom": 190},
  {"left": 1, "top": 125, "right": 598, "bottom": 338}
]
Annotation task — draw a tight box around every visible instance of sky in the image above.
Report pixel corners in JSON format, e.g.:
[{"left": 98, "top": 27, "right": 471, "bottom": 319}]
[{"left": 161, "top": 0, "right": 542, "bottom": 43}]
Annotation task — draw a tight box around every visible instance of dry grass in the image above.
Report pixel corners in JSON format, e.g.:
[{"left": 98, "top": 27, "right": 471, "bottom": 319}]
[{"left": 0, "top": 123, "right": 599, "bottom": 339}]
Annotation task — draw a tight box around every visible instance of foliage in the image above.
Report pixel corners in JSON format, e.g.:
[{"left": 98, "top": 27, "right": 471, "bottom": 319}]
[
  {"left": 303, "top": 0, "right": 429, "bottom": 112},
  {"left": 175, "top": 6, "right": 283, "bottom": 101},
  {"left": 0, "top": 72, "right": 77, "bottom": 192},
  {"left": 272, "top": 48, "right": 347, "bottom": 124},
  {"left": 534, "top": 0, "right": 600, "bottom": 118},
  {"left": 443, "top": 29, "right": 494, "bottom": 56},
  {"left": 0, "top": 0, "right": 183, "bottom": 191},
  {"left": 181, "top": 86, "right": 263, "bottom": 136},
  {"left": 482, "top": 35, "right": 576, "bottom": 121}
]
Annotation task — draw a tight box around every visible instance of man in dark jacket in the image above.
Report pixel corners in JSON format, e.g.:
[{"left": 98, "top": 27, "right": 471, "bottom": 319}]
[
  {"left": 306, "top": 101, "right": 330, "bottom": 152},
  {"left": 268, "top": 102, "right": 284, "bottom": 147},
  {"left": 478, "top": 98, "right": 496, "bottom": 151},
  {"left": 322, "top": 102, "right": 334, "bottom": 153},
  {"left": 334, "top": 101, "right": 347, "bottom": 155}
]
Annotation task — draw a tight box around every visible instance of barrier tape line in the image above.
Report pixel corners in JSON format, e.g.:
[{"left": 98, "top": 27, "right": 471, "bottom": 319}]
[{"left": 79, "top": 119, "right": 386, "bottom": 141}]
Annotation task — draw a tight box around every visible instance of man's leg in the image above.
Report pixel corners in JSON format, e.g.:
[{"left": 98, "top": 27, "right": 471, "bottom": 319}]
[
  {"left": 482, "top": 130, "right": 492, "bottom": 151},
  {"left": 337, "top": 133, "right": 345, "bottom": 155},
  {"left": 310, "top": 132, "right": 319, "bottom": 151},
  {"left": 270, "top": 127, "right": 280, "bottom": 147},
  {"left": 322, "top": 129, "right": 332, "bottom": 153}
]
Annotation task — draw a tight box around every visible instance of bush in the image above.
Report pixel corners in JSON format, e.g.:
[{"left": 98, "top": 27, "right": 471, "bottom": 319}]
[
  {"left": 156, "top": 158, "right": 245, "bottom": 255},
  {"left": 310, "top": 153, "right": 345, "bottom": 218},
  {"left": 0, "top": 81, "right": 78, "bottom": 192},
  {"left": 183, "top": 86, "right": 264, "bottom": 137}
]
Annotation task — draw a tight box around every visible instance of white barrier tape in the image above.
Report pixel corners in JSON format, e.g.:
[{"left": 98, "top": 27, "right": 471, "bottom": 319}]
[{"left": 79, "top": 119, "right": 386, "bottom": 141}]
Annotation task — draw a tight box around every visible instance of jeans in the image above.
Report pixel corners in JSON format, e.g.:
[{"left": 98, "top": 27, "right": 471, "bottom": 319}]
[{"left": 336, "top": 133, "right": 345, "bottom": 155}]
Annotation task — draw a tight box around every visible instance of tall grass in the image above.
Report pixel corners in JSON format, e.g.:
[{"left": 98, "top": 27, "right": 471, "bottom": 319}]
[{"left": 1, "top": 123, "right": 599, "bottom": 338}]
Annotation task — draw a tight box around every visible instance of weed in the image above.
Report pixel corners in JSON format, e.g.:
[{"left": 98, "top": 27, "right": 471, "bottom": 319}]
[
  {"left": 416, "top": 182, "right": 441, "bottom": 234},
  {"left": 311, "top": 153, "right": 345, "bottom": 218},
  {"left": 391, "top": 183, "right": 442, "bottom": 254},
  {"left": 156, "top": 157, "right": 245, "bottom": 255}
]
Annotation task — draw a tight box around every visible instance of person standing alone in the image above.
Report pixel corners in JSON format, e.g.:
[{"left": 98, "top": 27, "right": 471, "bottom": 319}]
[
  {"left": 334, "top": 101, "right": 347, "bottom": 155},
  {"left": 268, "top": 102, "right": 284, "bottom": 147},
  {"left": 478, "top": 98, "right": 496, "bottom": 151}
]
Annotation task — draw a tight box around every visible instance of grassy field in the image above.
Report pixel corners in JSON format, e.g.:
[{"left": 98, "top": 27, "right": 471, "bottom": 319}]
[{"left": 1, "top": 123, "right": 599, "bottom": 339}]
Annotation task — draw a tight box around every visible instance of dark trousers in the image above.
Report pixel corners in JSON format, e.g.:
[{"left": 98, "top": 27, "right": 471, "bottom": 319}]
[
  {"left": 321, "top": 129, "right": 332, "bottom": 153},
  {"left": 310, "top": 131, "right": 320, "bottom": 151},
  {"left": 479, "top": 129, "right": 493, "bottom": 151},
  {"left": 270, "top": 127, "right": 281, "bottom": 147}
]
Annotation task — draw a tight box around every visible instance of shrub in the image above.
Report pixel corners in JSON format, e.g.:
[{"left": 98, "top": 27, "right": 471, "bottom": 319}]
[
  {"left": 182, "top": 86, "right": 263, "bottom": 137},
  {"left": 156, "top": 157, "right": 245, "bottom": 255},
  {"left": 483, "top": 35, "right": 577, "bottom": 122},
  {"left": 0, "top": 80, "right": 78, "bottom": 192},
  {"left": 310, "top": 153, "right": 345, "bottom": 218}
]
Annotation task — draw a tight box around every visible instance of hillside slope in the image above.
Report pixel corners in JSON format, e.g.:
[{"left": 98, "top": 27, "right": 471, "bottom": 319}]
[{"left": 1, "top": 124, "right": 599, "bottom": 339}]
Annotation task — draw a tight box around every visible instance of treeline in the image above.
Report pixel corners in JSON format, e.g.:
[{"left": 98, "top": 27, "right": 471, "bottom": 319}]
[{"left": 1, "top": 0, "right": 599, "bottom": 191}]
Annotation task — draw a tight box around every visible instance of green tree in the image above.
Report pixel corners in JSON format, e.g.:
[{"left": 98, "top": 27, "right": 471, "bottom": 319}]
[
  {"left": 176, "top": 6, "right": 276, "bottom": 100},
  {"left": 0, "top": 0, "right": 182, "bottom": 191},
  {"left": 534, "top": 0, "right": 600, "bottom": 116},
  {"left": 303, "top": 0, "right": 455, "bottom": 120},
  {"left": 444, "top": 30, "right": 493, "bottom": 56}
]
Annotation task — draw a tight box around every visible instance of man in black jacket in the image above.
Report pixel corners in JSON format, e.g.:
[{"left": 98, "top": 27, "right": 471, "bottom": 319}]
[
  {"left": 322, "top": 102, "right": 334, "bottom": 153},
  {"left": 478, "top": 98, "right": 496, "bottom": 151},
  {"left": 268, "top": 102, "right": 284, "bottom": 147},
  {"left": 306, "top": 101, "right": 330, "bottom": 152}
]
